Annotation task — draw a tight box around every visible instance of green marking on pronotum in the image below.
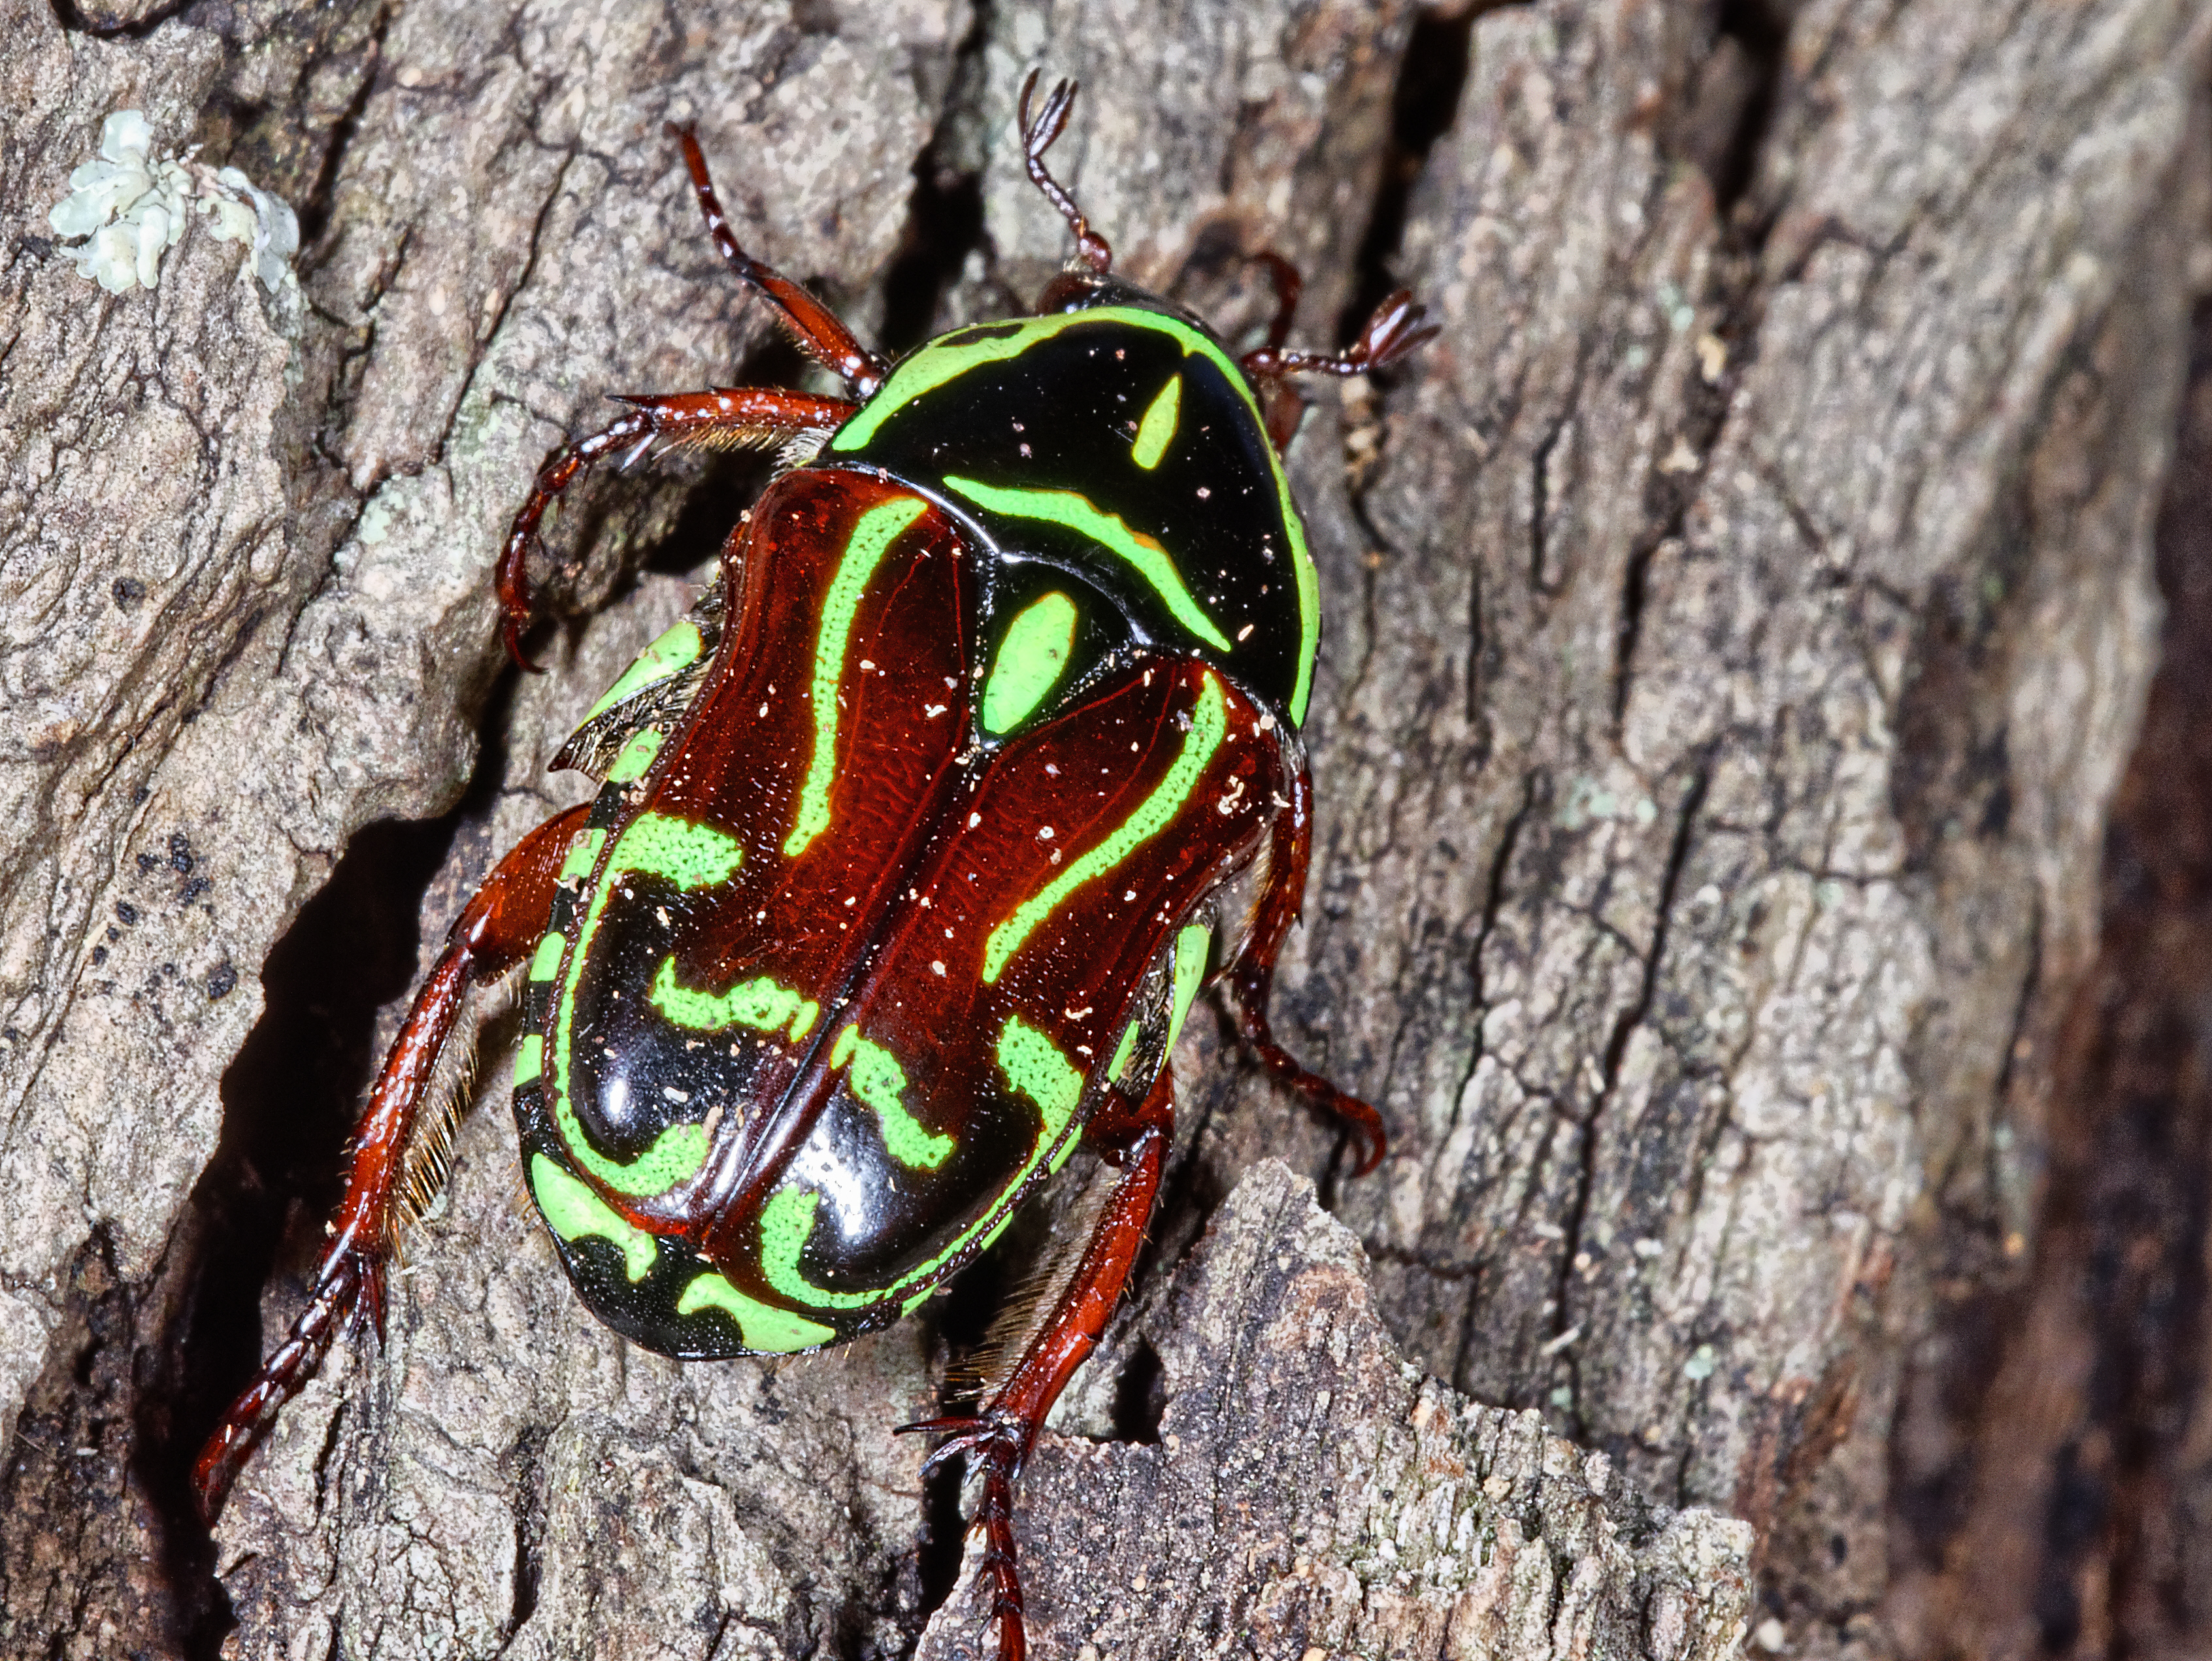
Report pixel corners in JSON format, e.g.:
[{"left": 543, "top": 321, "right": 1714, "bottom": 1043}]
[
  {"left": 604, "top": 725, "right": 663, "bottom": 785},
  {"left": 825, "top": 307, "right": 1318, "bottom": 724},
  {"left": 785, "top": 495, "right": 930, "bottom": 857},
  {"left": 580, "top": 619, "right": 706, "bottom": 725},
  {"left": 514, "top": 1032, "right": 544, "bottom": 1088},
  {"left": 830, "top": 1024, "right": 953, "bottom": 1170},
  {"left": 943, "top": 476, "right": 1230, "bottom": 654},
  {"left": 650, "top": 959, "right": 818, "bottom": 1042},
  {"left": 1131, "top": 373, "right": 1181, "bottom": 470},
  {"left": 529, "top": 1153, "right": 656, "bottom": 1283},
  {"left": 547, "top": 812, "right": 744, "bottom": 1197},
  {"left": 1166, "top": 923, "right": 1210, "bottom": 1051},
  {"left": 981, "top": 591, "right": 1078, "bottom": 734},
  {"left": 675, "top": 1270, "right": 838, "bottom": 1352},
  {"left": 756, "top": 1014, "right": 1087, "bottom": 1313},
  {"left": 982, "top": 671, "right": 1227, "bottom": 983}
]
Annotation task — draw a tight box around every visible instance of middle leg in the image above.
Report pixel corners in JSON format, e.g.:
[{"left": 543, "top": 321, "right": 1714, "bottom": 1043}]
[{"left": 1219, "top": 762, "right": 1387, "bottom": 1173}]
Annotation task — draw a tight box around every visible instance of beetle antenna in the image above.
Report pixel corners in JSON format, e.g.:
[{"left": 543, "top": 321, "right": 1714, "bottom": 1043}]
[{"left": 1018, "top": 70, "right": 1112, "bottom": 274}]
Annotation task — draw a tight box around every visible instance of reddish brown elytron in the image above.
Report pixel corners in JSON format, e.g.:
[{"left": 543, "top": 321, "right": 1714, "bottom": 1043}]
[{"left": 198, "top": 72, "right": 1428, "bottom": 1661}]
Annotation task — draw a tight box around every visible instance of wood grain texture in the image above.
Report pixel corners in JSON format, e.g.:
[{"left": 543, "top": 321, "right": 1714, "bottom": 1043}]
[{"left": 0, "top": 0, "right": 2203, "bottom": 1656}]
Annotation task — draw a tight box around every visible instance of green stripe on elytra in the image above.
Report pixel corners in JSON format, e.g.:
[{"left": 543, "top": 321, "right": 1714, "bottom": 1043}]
[
  {"left": 982, "top": 671, "right": 1227, "bottom": 983},
  {"left": 529, "top": 1153, "right": 656, "bottom": 1283},
  {"left": 580, "top": 619, "right": 705, "bottom": 725},
  {"left": 785, "top": 495, "right": 929, "bottom": 857},
  {"left": 981, "top": 591, "right": 1078, "bottom": 734},
  {"left": 650, "top": 959, "right": 819, "bottom": 1043},
  {"left": 759, "top": 1015, "right": 1086, "bottom": 1312},
  {"left": 1131, "top": 374, "right": 1181, "bottom": 470},
  {"left": 675, "top": 1270, "right": 837, "bottom": 1352},
  {"left": 827, "top": 308, "right": 1317, "bottom": 724},
  {"left": 830, "top": 1025, "right": 953, "bottom": 1170},
  {"left": 546, "top": 812, "right": 742, "bottom": 1197},
  {"left": 944, "top": 476, "right": 1230, "bottom": 654}
]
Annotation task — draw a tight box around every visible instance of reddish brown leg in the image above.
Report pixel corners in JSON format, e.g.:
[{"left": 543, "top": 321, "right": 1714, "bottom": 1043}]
[
  {"left": 192, "top": 802, "right": 593, "bottom": 1524},
  {"left": 1240, "top": 287, "right": 1441, "bottom": 454},
  {"left": 1244, "top": 252, "right": 1311, "bottom": 450},
  {"left": 1219, "top": 763, "right": 1387, "bottom": 1174},
  {"left": 1019, "top": 71, "right": 1113, "bottom": 298},
  {"left": 667, "top": 125, "right": 887, "bottom": 394},
  {"left": 900, "top": 1070, "right": 1174, "bottom": 1661},
  {"left": 495, "top": 385, "right": 854, "bottom": 668}
]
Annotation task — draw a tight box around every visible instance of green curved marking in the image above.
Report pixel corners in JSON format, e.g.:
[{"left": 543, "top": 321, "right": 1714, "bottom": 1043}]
[
  {"left": 757, "top": 1189, "right": 867, "bottom": 1309},
  {"left": 982, "top": 672, "right": 1227, "bottom": 983},
  {"left": 824, "top": 306, "right": 1317, "bottom": 724},
  {"left": 997, "top": 1014, "right": 1085, "bottom": 1129},
  {"left": 529, "top": 1153, "right": 656, "bottom": 1283},
  {"left": 756, "top": 1013, "right": 1089, "bottom": 1315},
  {"left": 1166, "top": 923, "right": 1211, "bottom": 1051},
  {"left": 1132, "top": 373, "right": 1181, "bottom": 470},
  {"left": 675, "top": 1270, "right": 838, "bottom": 1352},
  {"left": 981, "top": 591, "right": 1078, "bottom": 734},
  {"left": 581, "top": 619, "right": 705, "bottom": 725},
  {"left": 943, "top": 476, "right": 1230, "bottom": 654},
  {"left": 545, "top": 812, "right": 744, "bottom": 1198},
  {"left": 830, "top": 1025, "right": 953, "bottom": 1170},
  {"left": 650, "top": 959, "right": 818, "bottom": 1042},
  {"left": 514, "top": 1032, "right": 544, "bottom": 1087},
  {"left": 604, "top": 725, "right": 663, "bottom": 785},
  {"left": 785, "top": 495, "right": 930, "bottom": 857}
]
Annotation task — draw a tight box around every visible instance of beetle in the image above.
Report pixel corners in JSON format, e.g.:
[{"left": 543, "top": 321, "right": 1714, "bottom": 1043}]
[{"left": 194, "top": 74, "right": 1432, "bottom": 1659}]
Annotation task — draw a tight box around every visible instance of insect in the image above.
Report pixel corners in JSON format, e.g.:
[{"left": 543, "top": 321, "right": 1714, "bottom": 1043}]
[{"left": 195, "top": 74, "right": 1432, "bottom": 1659}]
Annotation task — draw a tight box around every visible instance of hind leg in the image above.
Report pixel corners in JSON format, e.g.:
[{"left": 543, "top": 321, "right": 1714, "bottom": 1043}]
[
  {"left": 900, "top": 1070, "right": 1174, "bottom": 1661},
  {"left": 192, "top": 800, "right": 591, "bottom": 1522}
]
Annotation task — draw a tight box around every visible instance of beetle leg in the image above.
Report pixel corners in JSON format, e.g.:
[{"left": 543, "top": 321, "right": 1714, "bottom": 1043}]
[
  {"left": 1019, "top": 70, "right": 1114, "bottom": 279},
  {"left": 1238, "top": 286, "right": 1441, "bottom": 454},
  {"left": 1219, "top": 761, "right": 1387, "bottom": 1174},
  {"left": 667, "top": 125, "right": 888, "bottom": 396},
  {"left": 191, "top": 801, "right": 593, "bottom": 1525},
  {"left": 900, "top": 1070, "right": 1174, "bottom": 1661},
  {"left": 496, "top": 385, "right": 855, "bottom": 668},
  {"left": 1239, "top": 286, "right": 1440, "bottom": 382}
]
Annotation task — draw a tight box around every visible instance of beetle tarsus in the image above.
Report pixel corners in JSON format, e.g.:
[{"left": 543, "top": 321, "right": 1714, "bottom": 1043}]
[
  {"left": 1239, "top": 286, "right": 1440, "bottom": 384},
  {"left": 1018, "top": 69, "right": 1112, "bottom": 276},
  {"left": 191, "top": 1248, "right": 367, "bottom": 1523}
]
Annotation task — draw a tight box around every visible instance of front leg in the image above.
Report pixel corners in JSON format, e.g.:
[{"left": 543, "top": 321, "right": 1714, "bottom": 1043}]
[
  {"left": 495, "top": 385, "right": 855, "bottom": 667},
  {"left": 902, "top": 1070, "right": 1174, "bottom": 1661},
  {"left": 191, "top": 800, "right": 591, "bottom": 1522}
]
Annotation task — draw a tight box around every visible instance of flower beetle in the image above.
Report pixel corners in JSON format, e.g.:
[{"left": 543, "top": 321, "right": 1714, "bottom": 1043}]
[{"left": 195, "top": 73, "right": 1433, "bottom": 1660}]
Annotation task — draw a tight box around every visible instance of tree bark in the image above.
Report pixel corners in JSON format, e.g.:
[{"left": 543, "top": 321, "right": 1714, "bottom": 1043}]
[{"left": 0, "top": 1, "right": 2203, "bottom": 1657}]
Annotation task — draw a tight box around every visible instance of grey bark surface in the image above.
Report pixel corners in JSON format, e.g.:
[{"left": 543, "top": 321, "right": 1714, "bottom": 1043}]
[{"left": 0, "top": 1, "right": 2202, "bottom": 1658}]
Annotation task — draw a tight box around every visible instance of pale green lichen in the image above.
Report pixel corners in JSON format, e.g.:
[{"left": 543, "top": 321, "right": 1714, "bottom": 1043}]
[{"left": 48, "top": 111, "right": 299, "bottom": 297}]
